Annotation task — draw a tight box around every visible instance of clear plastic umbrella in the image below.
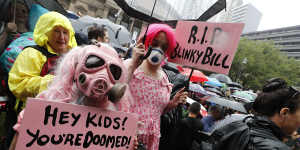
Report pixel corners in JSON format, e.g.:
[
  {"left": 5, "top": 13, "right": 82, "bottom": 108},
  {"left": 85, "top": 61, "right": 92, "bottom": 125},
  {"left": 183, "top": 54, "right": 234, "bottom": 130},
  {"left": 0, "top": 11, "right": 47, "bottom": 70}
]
[
  {"left": 189, "top": 82, "right": 208, "bottom": 95},
  {"left": 212, "top": 114, "right": 252, "bottom": 132},
  {"left": 186, "top": 97, "right": 208, "bottom": 117},
  {"left": 206, "top": 96, "right": 247, "bottom": 113},
  {"left": 113, "top": 0, "right": 226, "bottom": 24},
  {"left": 210, "top": 74, "right": 232, "bottom": 84},
  {"left": 232, "top": 91, "right": 255, "bottom": 102},
  {"left": 124, "top": 0, "right": 218, "bottom": 20}
]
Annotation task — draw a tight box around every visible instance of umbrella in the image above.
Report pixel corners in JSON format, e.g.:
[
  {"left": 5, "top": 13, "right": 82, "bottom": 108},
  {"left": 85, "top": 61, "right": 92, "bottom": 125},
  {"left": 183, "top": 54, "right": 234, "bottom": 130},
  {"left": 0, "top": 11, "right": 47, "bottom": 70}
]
[
  {"left": 113, "top": 0, "right": 226, "bottom": 25},
  {"left": 206, "top": 96, "right": 247, "bottom": 113},
  {"left": 1, "top": 0, "right": 67, "bottom": 22},
  {"left": 232, "top": 91, "right": 257, "bottom": 103},
  {"left": 70, "top": 16, "right": 131, "bottom": 49},
  {"left": 203, "top": 84, "right": 221, "bottom": 90},
  {"left": 232, "top": 91, "right": 255, "bottom": 102},
  {"left": 186, "top": 97, "right": 208, "bottom": 117},
  {"left": 205, "top": 87, "right": 223, "bottom": 97},
  {"left": 179, "top": 67, "right": 208, "bottom": 83},
  {"left": 21, "top": 0, "right": 67, "bottom": 16},
  {"left": 205, "top": 90, "right": 220, "bottom": 97},
  {"left": 204, "top": 77, "right": 223, "bottom": 87},
  {"left": 162, "top": 62, "right": 179, "bottom": 73},
  {"left": 244, "top": 91, "right": 257, "bottom": 100},
  {"left": 210, "top": 74, "right": 232, "bottom": 84},
  {"left": 189, "top": 83, "right": 208, "bottom": 96},
  {"left": 227, "top": 82, "right": 243, "bottom": 89},
  {"left": 212, "top": 114, "right": 252, "bottom": 132}
]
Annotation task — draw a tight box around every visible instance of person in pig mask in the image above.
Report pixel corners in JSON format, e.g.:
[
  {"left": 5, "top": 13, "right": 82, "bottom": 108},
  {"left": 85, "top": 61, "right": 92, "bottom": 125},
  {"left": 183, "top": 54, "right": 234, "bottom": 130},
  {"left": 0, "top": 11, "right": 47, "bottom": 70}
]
[
  {"left": 9, "top": 44, "right": 133, "bottom": 150},
  {"left": 126, "top": 24, "right": 188, "bottom": 150},
  {"left": 38, "top": 44, "right": 129, "bottom": 109}
]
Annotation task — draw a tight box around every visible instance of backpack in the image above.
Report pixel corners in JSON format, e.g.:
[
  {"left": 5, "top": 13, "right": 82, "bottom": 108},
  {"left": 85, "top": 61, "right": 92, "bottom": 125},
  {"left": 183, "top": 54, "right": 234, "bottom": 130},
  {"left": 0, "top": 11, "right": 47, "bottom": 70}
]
[
  {"left": 1, "top": 45, "right": 58, "bottom": 112},
  {"left": 210, "top": 116, "right": 284, "bottom": 150},
  {"left": 211, "top": 118, "right": 251, "bottom": 150}
]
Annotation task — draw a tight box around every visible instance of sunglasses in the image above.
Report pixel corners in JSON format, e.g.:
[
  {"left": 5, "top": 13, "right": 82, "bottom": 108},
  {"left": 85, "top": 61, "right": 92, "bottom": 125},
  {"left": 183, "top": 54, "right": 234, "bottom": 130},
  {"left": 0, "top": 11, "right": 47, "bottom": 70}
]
[
  {"left": 265, "top": 78, "right": 300, "bottom": 100},
  {"left": 289, "top": 86, "right": 300, "bottom": 100},
  {"left": 84, "top": 55, "right": 122, "bottom": 83}
]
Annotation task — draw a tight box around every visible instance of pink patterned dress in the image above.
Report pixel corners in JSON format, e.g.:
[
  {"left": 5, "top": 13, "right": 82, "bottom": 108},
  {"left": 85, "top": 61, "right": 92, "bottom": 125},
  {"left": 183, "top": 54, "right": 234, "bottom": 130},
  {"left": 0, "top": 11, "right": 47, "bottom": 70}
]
[{"left": 129, "top": 68, "right": 173, "bottom": 150}]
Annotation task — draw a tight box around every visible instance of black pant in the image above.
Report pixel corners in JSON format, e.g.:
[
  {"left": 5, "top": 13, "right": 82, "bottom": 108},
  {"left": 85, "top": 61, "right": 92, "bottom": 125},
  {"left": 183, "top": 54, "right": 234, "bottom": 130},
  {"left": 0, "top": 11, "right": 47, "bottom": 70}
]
[
  {"left": 3, "top": 94, "right": 17, "bottom": 150},
  {"left": 3, "top": 108, "right": 17, "bottom": 150}
]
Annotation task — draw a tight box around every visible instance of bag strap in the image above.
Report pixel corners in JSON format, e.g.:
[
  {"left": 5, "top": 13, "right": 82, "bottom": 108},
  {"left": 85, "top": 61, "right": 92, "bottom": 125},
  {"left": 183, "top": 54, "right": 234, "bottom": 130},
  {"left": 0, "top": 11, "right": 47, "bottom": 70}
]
[
  {"left": 25, "top": 45, "right": 58, "bottom": 58},
  {"left": 249, "top": 127, "right": 278, "bottom": 141},
  {"left": 220, "top": 122, "right": 249, "bottom": 141}
]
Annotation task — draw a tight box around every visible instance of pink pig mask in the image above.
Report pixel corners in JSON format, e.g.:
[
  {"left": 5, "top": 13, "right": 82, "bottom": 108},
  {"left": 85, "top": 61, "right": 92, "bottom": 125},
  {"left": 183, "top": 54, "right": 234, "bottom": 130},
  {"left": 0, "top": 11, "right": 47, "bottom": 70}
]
[
  {"left": 37, "top": 44, "right": 129, "bottom": 110},
  {"left": 74, "top": 45, "right": 128, "bottom": 105}
]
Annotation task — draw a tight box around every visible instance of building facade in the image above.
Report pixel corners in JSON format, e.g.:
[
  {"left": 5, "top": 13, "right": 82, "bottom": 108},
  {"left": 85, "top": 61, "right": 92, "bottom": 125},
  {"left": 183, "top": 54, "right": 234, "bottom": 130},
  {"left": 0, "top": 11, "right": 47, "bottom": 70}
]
[
  {"left": 231, "top": 4, "right": 262, "bottom": 33},
  {"left": 208, "top": 0, "right": 243, "bottom": 23},
  {"left": 242, "top": 25, "right": 300, "bottom": 60},
  {"left": 209, "top": 1, "right": 262, "bottom": 34}
]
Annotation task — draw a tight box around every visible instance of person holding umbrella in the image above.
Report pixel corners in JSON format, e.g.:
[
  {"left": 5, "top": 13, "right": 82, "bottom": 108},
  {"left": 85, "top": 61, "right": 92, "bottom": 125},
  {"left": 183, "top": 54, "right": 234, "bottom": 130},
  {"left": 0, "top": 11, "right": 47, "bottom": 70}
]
[{"left": 126, "top": 23, "right": 188, "bottom": 150}]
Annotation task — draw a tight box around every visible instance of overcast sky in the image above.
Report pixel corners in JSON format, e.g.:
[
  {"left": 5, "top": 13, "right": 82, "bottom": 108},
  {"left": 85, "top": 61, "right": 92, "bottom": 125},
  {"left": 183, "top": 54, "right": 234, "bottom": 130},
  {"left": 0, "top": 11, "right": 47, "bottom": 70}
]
[{"left": 244, "top": 0, "right": 300, "bottom": 31}]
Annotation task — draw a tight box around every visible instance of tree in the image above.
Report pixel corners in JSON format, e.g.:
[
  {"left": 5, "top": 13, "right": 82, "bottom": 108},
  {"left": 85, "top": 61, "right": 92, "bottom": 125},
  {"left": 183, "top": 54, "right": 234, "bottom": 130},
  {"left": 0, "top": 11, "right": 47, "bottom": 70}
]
[{"left": 229, "top": 38, "right": 300, "bottom": 90}]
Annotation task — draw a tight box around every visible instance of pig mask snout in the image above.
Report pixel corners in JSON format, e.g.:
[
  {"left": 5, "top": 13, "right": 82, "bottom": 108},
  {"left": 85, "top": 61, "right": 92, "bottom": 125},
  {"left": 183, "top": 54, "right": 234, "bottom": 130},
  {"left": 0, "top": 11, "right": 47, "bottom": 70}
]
[
  {"left": 77, "top": 72, "right": 110, "bottom": 98},
  {"left": 107, "top": 83, "right": 127, "bottom": 103}
]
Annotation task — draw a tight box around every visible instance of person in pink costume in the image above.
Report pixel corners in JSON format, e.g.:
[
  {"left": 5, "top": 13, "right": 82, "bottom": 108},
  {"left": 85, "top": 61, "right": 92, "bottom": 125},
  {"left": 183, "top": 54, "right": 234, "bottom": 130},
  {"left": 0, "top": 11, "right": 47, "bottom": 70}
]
[
  {"left": 126, "top": 24, "right": 188, "bottom": 150},
  {"left": 38, "top": 44, "right": 130, "bottom": 110},
  {"left": 10, "top": 44, "right": 132, "bottom": 150}
]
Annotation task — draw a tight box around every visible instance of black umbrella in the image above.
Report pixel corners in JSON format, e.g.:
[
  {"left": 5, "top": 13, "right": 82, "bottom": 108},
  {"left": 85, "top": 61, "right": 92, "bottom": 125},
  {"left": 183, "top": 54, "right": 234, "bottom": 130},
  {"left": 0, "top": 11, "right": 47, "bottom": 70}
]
[
  {"left": 0, "top": 1, "right": 13, "bottom": 22},
  {"left": 5, "top": 0, "right": 67, "bottom": 16},
  {"left": 28, "top": 0, "right": 67, "bottom": 15},
  {"left": 162, "top": 62, "right": 179, "bottom": 73}
]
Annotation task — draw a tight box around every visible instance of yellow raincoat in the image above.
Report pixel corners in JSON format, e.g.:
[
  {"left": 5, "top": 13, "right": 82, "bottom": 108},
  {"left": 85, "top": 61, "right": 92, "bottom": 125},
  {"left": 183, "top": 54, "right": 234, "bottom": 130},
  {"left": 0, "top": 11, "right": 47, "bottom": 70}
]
[{"left": 8, "top": 12, "right": 77, "bottom": 110}]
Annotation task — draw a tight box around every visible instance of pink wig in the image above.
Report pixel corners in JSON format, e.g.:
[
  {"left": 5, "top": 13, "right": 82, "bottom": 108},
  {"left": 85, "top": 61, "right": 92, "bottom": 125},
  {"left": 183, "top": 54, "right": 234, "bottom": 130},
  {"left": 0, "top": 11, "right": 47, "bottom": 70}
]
[
  {"left": 140, "top": 24, "right": 176, "bottom": 58},
  {"left": 37, "top": 46, "right": 83, "bottom": 103}
]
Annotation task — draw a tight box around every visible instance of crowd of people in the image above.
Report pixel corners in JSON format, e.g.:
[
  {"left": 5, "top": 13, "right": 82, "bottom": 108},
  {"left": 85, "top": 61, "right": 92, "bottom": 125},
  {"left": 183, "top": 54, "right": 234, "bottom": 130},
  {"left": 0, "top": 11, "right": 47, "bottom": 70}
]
[{"left": 0, "top": 2, "right": 300, "bottom": 150}]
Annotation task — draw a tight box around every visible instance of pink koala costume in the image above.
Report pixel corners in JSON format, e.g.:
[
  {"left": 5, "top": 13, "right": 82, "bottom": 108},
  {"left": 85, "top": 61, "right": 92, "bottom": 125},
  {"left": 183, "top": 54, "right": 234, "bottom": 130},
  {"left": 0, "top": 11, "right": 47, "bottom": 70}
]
[{"left": 14, "top": 44, "right": 131, "bottom": 131}]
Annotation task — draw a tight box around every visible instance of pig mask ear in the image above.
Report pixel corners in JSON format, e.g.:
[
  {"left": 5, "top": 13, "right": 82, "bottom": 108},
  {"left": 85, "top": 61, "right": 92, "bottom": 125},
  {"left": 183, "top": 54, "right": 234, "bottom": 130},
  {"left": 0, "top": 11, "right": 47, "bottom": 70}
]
[
  {"left": 107, "top": 83, "right": 127, "bottom": 103},
  {"left": 36, "top": 47, "right": 83, "bottom": 102}
]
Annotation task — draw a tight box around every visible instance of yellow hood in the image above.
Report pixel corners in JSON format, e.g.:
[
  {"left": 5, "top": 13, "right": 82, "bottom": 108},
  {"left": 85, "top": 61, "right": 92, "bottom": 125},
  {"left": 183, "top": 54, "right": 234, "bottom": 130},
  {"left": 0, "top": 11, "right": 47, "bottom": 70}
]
[{"left": 33, "top": 11, "right": 77, "bottom": 49}]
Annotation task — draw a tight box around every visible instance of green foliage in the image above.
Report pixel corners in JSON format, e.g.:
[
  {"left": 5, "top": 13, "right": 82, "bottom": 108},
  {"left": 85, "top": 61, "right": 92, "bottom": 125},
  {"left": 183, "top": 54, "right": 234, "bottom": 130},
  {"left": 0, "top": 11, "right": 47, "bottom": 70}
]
[{"left": 229, "top": 38, "right": 300, "bottom": 90}]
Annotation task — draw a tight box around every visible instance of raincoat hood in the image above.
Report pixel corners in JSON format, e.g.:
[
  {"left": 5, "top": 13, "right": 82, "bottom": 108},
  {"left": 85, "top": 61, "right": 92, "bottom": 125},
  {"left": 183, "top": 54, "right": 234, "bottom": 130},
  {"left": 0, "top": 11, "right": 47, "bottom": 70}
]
[
  {"left": 33, "top": 11, "right": 77, "bottom": 49},
  {"left": 140, "top": 24, "right": 176, "bottom": 58}
]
